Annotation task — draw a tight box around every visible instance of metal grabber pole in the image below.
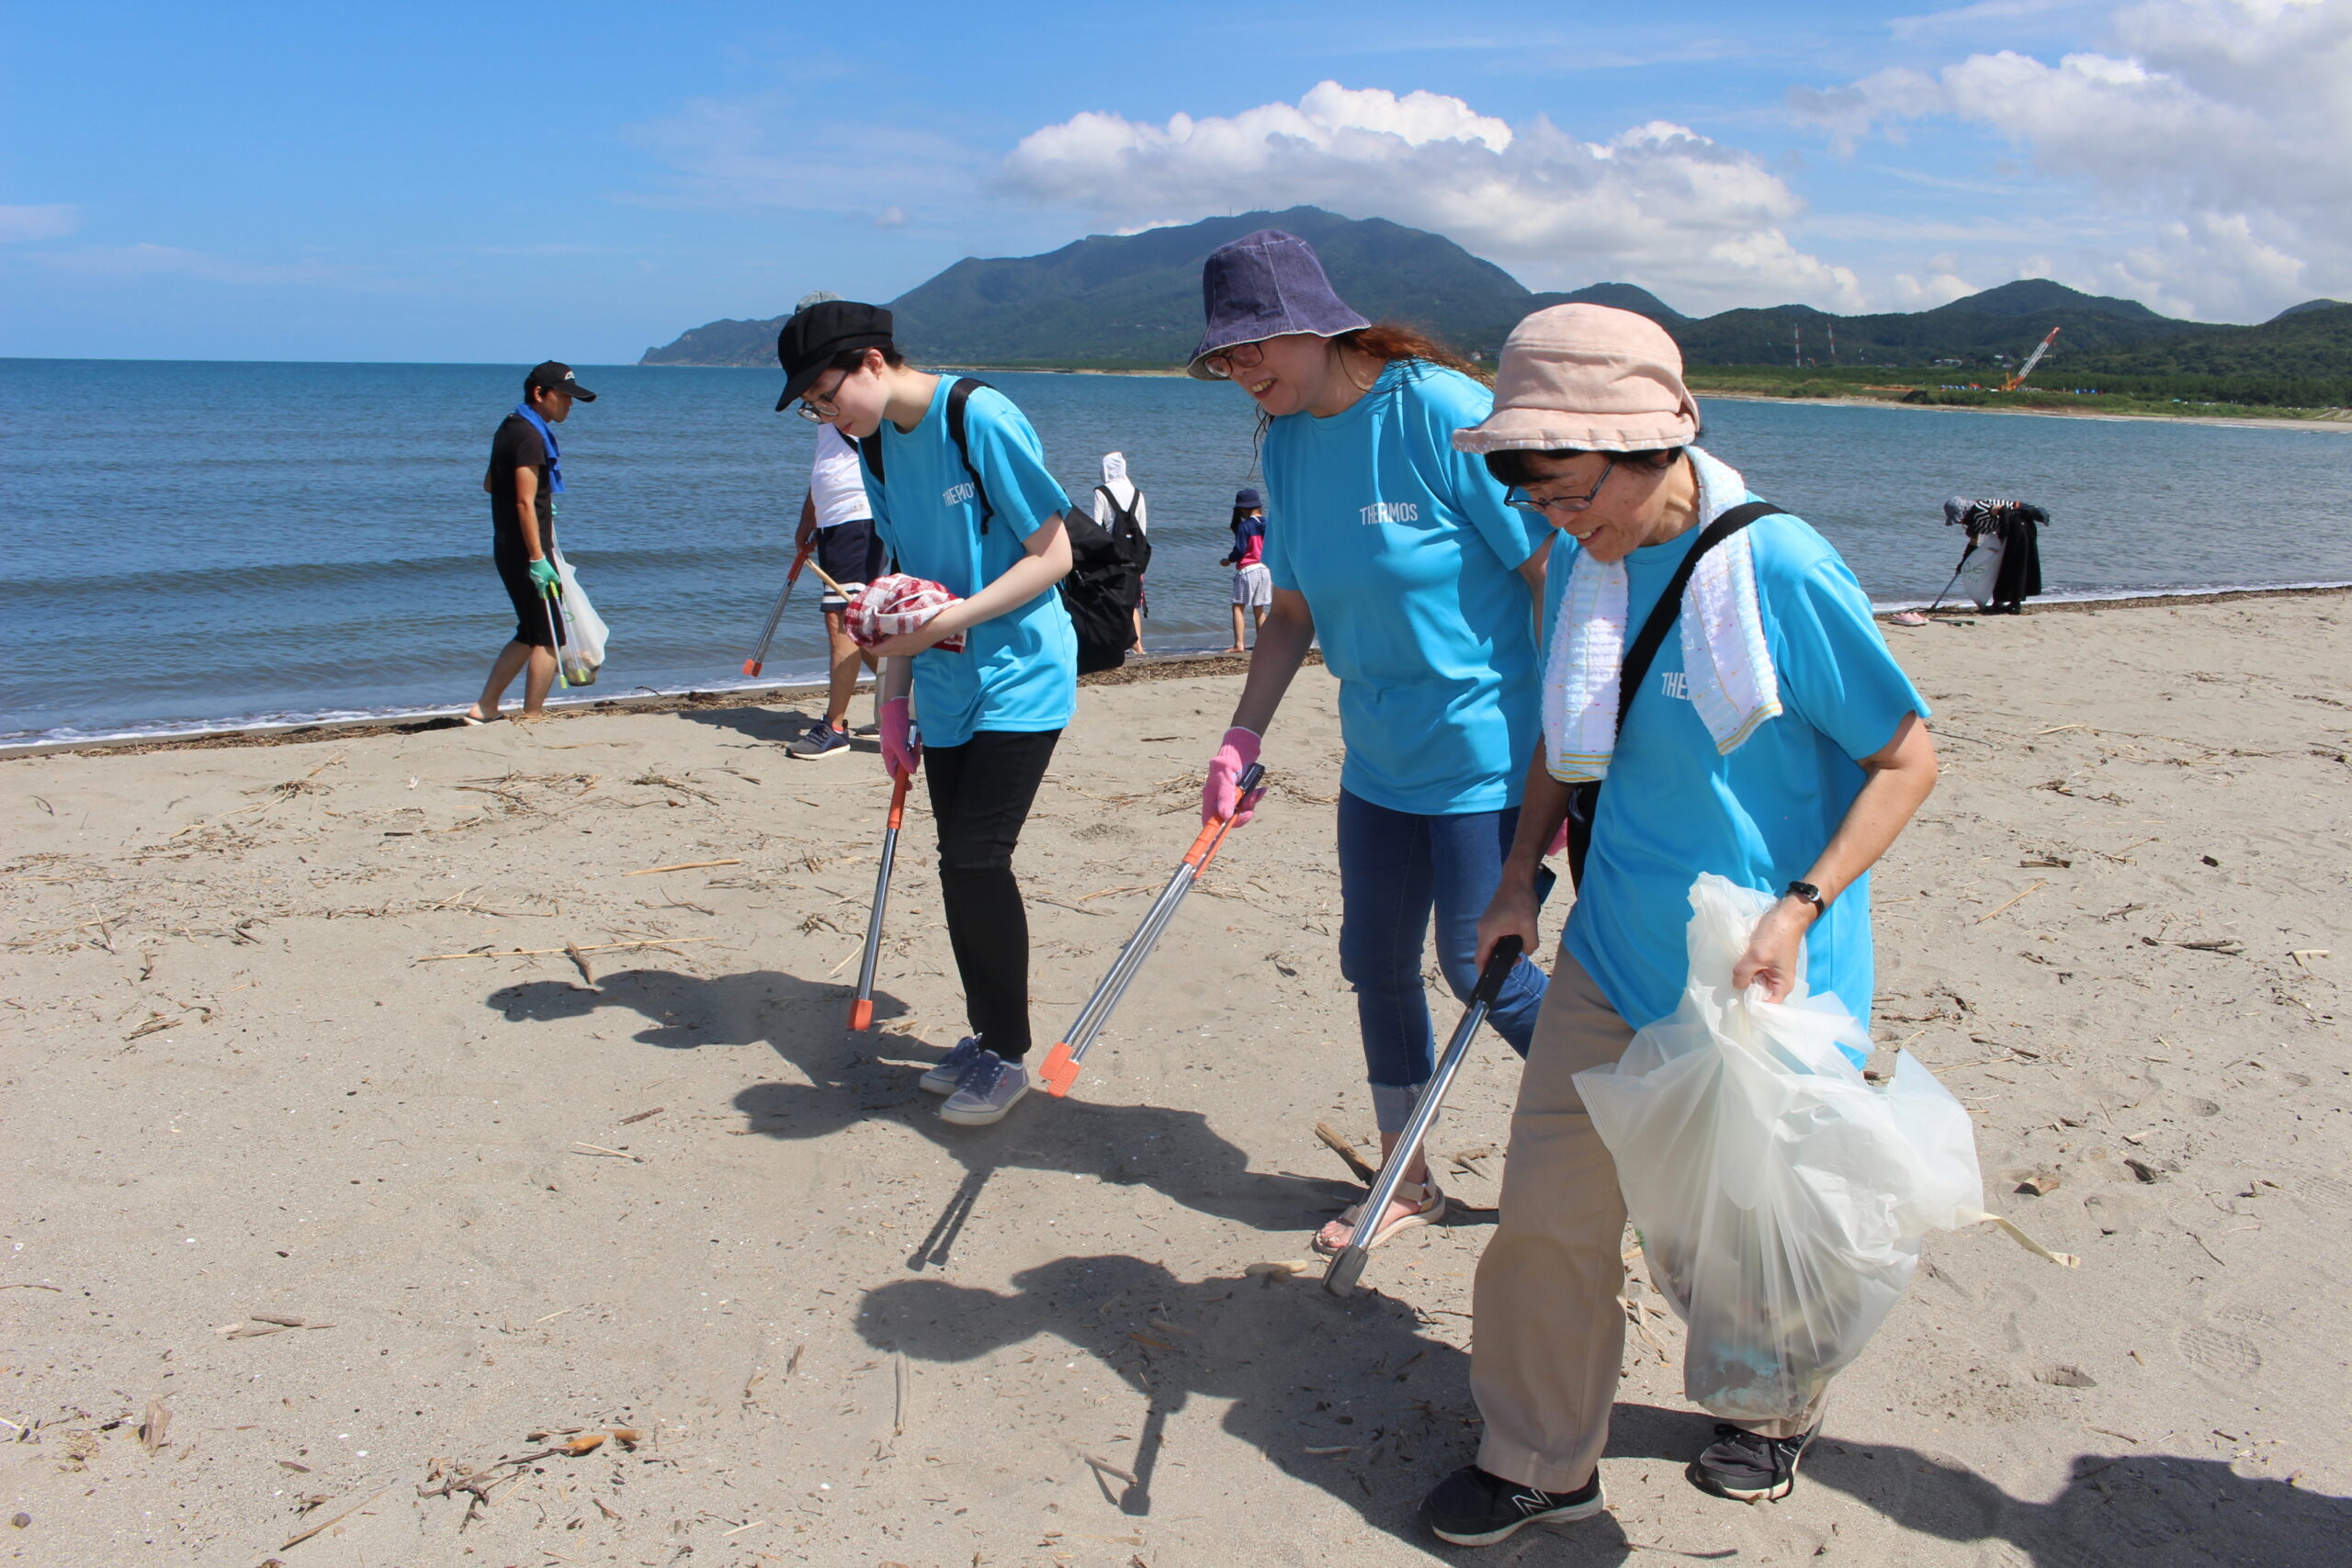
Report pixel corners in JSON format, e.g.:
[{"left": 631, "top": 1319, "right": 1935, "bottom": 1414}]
[
  {"left": 847, "top": 767, "right": 911, "bottom": 1032},
  {"left": 1325, "top": 865, "right": 1555, "bottom": 1297},
  {"left": 743, "top": 538, "right": 816, "bottom": 677},
  {"left": 1037, "top": 762, "right": 1266, "bottom": 1098}
]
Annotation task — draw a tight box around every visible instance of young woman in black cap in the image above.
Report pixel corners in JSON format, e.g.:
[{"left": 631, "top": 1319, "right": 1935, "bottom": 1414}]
[
  {"left": 1188, "top": 230, "right": 1554, "bottom": 1253},
  {"left": 776, "top": 300, "right": 1079, "bottom": 1126}
]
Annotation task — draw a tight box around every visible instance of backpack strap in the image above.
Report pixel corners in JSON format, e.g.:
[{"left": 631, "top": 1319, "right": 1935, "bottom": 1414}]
[
  {"left": 944, "top": 377, "right": 995, "bottom": 535},
  {"left": 1093, "top": 485, "right": 1141, "bottom": 532},
  {"left": 1566, "top": 499, "right": 1781, "bottom": 887},
  {"left": 855, "top": 434, "right": 884, "bottom": 484}
]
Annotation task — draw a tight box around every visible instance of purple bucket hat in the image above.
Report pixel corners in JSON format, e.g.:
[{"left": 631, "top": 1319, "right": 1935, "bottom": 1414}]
[{"left": 1186, "top": 229, "right": 1371, "bottom": 379}]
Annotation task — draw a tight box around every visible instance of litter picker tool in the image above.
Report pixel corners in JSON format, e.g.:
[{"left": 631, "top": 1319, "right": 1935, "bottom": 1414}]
[
  {"left": 1038, "top": 762, "right": 1266, "bottom": 1098},
  {"left": 848, "top": 765, "right": 912, "bottom": 1032},
  {"left": 1325, "top": 865, "right": 1555, "bottom": 1298},
  {"left": 742, "top": 538, "right": 816, "bottom": 677},
  {"left": 540, "top": 592, "right": 575, "bottom": 691}
]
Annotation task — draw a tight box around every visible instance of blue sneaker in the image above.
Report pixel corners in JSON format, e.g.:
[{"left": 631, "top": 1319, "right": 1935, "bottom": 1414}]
[
  {"left": 787, "top": 722, "right": 851, "bottom": 761},
  {"left": 918, "top": 1036, "right": 989, "bottom": 1095},
  {"left": 938, "top": 1052, "right": 1029, "bottom": 1126}
]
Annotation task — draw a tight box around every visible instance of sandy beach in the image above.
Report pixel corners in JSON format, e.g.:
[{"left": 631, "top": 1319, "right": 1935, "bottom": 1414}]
[{"left": 4, "top": 593, "right": 2349, "bottom": 1566}]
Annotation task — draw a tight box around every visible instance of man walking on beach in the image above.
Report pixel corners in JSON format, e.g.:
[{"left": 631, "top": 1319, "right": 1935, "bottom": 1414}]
[{"left": 467, "top": 361, "right": 594, "bottom": 724}]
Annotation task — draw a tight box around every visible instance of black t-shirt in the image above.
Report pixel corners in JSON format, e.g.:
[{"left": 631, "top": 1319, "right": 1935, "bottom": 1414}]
[{"left": 486, "top": 413, "right": 554, "bottom": 550}]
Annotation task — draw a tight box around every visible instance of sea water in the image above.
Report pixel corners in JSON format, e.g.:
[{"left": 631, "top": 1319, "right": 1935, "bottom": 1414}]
[{"left": 4, "top": 357, "right": 2349, "bottom": 746}]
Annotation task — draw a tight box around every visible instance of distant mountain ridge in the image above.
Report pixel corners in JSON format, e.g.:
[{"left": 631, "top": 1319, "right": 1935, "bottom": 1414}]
[{"left": 639, "top": 207, "right": 2335, "bottom": 374}]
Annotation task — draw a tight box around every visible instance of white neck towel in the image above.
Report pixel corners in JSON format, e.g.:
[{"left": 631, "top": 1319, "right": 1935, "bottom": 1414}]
[{"left": 1542, "top": 446, "right": 1782, "bottom": 783}]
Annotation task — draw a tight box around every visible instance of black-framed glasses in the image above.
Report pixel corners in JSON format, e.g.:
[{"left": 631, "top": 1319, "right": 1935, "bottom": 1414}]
[
  {"left": 1507, "top": 458, "right": 1619, "bottom": 516},
  {"left": 1199, "top": 340, "right": 1267, "bottom": 380},
  {"left": 794, "top": 370, "right": 849, "bottom": 423}
]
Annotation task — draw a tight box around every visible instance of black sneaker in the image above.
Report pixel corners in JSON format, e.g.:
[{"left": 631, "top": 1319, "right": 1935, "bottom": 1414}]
[
  {"left": 1420, "top": 1464, "right": 1604, "bottom": 1547},
  {"left": 1687, "top": 1420, "right": 1818, "bottom": 1503}
]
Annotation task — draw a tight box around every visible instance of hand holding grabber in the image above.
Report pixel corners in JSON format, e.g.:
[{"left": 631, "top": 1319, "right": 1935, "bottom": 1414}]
[
  {"left": 849, "top": 766, "right": 912, "bottom": 1032},
  {"left": 1038, "top": 762, "right": 1266, "bottom": 1098},
  {"left": 1324, "top": 867, "right": 1553, "bottom": 1297},
  {"left": 743, "top": 537, "right": 816, "bottom": 677}
]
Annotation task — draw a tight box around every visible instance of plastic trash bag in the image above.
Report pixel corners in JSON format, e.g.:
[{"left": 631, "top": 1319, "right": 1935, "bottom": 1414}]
[
  {"left": 548, "top": 550, "right": 606, "bottom": 688},
  {"left": 553, "top": 550, "right": 607, "bottom": 667},
  {"left": 1574, "top": 874, "right": 2007, "bottom": 1423}
]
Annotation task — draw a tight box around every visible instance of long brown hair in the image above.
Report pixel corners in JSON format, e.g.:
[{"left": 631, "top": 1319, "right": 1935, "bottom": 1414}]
[{"left": 1336, "top": 321, "right": 1491, "bottom": 385}]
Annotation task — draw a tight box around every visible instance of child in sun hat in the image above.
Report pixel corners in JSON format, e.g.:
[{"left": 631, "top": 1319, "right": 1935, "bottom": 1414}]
[
  {"left": 1187, "top": 229, "right": 1555, "bottom": 1256},
  {"left": 1414, "top": 303, "right": 1941, "bottom": 1546}
]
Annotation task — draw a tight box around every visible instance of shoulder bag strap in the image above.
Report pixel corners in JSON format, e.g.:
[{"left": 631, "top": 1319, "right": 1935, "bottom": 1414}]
[{"left": 1567, "top": 499, "right": 1780, "bottom": 887}]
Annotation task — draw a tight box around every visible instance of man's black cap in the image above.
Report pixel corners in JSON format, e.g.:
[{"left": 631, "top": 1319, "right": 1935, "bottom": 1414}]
[
  {"left": 776, "top": 300, "right": 894, "bottom": 412},
  {"left": 526, "top": 361, "right": 597, "bottom": 402}
]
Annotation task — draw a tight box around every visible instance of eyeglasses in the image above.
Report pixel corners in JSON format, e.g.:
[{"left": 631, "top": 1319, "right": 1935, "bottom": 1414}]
[
  {"left": 794, "top": 371, "right": 849, "bottom": 423},
  {"left": 1507, "top": 458, "right": 1619, "bottom": 516},
  {"left": 1199, "top": 340, "right": 1266, "bottom": 380}
]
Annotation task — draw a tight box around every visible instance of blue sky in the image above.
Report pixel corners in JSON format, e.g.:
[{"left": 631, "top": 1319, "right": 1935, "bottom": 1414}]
[{"left": 5, "top": 0, "right": 2344, "bottom": 362}]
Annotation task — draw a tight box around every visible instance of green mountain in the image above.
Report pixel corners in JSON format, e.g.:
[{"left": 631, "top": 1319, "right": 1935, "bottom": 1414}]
[
  {"left": 636, "top": 207, "right": 1682, "bottom": 368},
  {"left": 2069, "top": 303, "right": 2352, "bottom": 379},
  {"left": 636, "top": 207, "right": 2335, "bottom": 378},
  {"left": 2271, "top": 298, "right": 2349, "bottom": 321}
]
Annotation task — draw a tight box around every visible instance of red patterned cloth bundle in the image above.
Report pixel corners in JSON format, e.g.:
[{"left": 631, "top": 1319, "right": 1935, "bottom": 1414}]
[{"left": 843, "top": 572, "right": 967, "bottom": 653}]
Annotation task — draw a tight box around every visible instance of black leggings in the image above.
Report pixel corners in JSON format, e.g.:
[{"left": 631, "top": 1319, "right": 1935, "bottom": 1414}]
[{"left": 923, "top": 728, "right": 1060, "bottom": 1060}]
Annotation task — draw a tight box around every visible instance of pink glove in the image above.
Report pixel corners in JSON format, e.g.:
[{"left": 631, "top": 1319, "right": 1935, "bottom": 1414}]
[
  {"left": 880, "top": 696, "right": 921, "bottom": 780},
  {"left": 1202, "top": 726, "right": 1261, "bottom": 827}
]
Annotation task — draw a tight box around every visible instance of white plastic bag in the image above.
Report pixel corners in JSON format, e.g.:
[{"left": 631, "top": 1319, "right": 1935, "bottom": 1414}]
[
  {"left": 1574, "top": 874, "right": 2004, "bottom": 1423},
  {"left": 549, "top": 550, "right": 607, "bottom": 687}
]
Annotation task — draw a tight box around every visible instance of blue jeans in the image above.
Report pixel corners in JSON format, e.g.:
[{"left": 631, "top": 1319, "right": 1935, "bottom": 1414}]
[{"left": 1336, "top": 789, "right": 1549, "bottom": 1132}]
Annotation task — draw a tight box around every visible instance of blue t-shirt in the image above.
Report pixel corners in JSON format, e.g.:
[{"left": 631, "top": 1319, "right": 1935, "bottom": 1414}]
[
  {"left": 1262, "top": 360, "right": 1548, "bottom": 815},
  {"left": 1549, "top": 508, "right": 1929, "bottom": 1032},
  {"left": 860, "top": 378, "right": 1078, "bottom": 747}
]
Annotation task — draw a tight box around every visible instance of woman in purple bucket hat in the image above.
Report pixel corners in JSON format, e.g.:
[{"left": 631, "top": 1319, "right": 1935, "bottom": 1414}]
[{"left": 1189, "top": 229, "right": 1555, "bottom": 1256}]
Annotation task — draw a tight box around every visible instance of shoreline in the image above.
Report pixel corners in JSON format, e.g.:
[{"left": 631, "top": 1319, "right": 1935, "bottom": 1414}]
[
  {"left": 6, "top": 582, "right": 2345, "bottom": 762},
  {"left": 1688, "top": 385, "right": 2352, "bottom": 434}
]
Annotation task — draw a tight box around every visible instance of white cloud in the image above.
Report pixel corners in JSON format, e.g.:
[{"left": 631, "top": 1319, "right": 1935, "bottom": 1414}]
[
  {"left": 1000, "top": 82, "right": 1864, "bottom": 313},
  {"left": 1796, "top": 0, "right": 2352, "bottom": 316},
  {"left": 0, "top": 204, "right": 80, "bottom": 243}
]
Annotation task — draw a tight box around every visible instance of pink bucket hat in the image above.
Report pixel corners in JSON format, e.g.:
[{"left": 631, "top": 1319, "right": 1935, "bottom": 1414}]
[{"left": 1453, "top": 304, "right": 1698, "bottom": 456}]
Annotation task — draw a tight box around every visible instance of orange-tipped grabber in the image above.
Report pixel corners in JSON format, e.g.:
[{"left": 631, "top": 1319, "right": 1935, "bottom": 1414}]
[
  {"left": 848, "top": 769, "right": 912, "bottom": 1031},
  {"left": 1039, "top": 761, "right": 1266, "bottom": 1097},
  {"left": 743, "top": 538, "right": 816, "bottom": 677}
]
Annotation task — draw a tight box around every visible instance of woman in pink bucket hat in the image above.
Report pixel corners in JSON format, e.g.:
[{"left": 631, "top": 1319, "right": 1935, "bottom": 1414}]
[{"left": 1417, "top": 305, "right": 1943, "bottom": 1544}]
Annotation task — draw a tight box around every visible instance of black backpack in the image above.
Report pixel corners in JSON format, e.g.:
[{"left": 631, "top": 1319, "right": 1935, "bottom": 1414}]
[
  {"left": 854, "top": 377, "right": 1147, "bottom": 676},
  {"left": 1061, "top": 486, "right": 1152, "bottom": 675}
]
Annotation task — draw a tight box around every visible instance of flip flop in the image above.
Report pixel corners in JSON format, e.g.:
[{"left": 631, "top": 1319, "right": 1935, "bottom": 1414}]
[{"left": 1311, "top": 1180, "right": 1447, "bottom": 1256}]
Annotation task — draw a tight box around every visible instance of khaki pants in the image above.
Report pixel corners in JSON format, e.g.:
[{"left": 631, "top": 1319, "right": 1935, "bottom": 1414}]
[{"left": 1471, "top": 948, "right": 1820, "bottom": 1492}]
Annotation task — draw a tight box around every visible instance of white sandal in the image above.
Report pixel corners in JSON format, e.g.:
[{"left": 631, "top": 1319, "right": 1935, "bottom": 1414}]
[{"left": 1312, "top": 1179, "right": 1447, "bottom": 1256}]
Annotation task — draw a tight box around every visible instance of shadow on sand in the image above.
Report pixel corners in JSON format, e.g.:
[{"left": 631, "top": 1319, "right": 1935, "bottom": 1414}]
[
  {"left": 857, "top": 1252, "right": 2351, "bottom": 1563},
  {"left": 485, "top": 965, "right": 1352, "bottom": 1246}
]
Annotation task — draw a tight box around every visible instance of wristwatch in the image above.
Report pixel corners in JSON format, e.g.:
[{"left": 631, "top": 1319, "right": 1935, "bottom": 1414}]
[{"left": 1784, "top": 880, "right": 1826, "bottom": 913}]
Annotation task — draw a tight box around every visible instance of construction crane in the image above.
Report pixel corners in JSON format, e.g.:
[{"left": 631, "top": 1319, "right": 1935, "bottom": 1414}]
[{"left": 2003, "top": 326, "right": 2060, "bottom": 391}]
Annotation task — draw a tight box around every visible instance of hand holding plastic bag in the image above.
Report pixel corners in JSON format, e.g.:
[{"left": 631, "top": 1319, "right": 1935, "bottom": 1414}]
[{"left": 1574, "top": 874, "right": 2070, "bottom": 1424}]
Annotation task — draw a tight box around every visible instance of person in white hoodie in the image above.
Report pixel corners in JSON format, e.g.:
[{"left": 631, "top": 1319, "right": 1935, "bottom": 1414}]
[{"left": 1091, "top": 452, "right": 1148, "bottom": 653}]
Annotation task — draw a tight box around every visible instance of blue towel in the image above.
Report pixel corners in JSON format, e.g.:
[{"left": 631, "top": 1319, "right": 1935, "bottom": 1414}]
[{"left": 514, "top": 403, "right": 564, "bottom": 493}]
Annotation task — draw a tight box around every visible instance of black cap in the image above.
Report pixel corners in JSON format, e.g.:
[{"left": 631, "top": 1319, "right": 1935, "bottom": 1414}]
[
  {"left": 776, "top": 300, "right": 894, "bottom": 412},
  {"left": 526, "top": 361, "right": 597, "bottom": 402}
]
